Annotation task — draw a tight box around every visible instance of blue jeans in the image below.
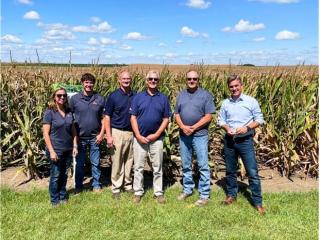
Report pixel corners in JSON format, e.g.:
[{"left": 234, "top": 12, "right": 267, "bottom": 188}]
[
  {"left": 76, "top": 138, "right": 101, "bottom": 190},
  {"left": 179, "top": 134, "right": 210, "bottom": 199},
  {"left": 48, "top": 151, "right": 71, "bottom": 205},
  {"left": 224, "top": 135, "right": 262, "bottom": 206}
]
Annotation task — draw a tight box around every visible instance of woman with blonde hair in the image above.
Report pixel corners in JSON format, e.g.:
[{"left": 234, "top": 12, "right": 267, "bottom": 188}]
[{"left": 43, "top": 87, "right": 78, "bottom": 206}]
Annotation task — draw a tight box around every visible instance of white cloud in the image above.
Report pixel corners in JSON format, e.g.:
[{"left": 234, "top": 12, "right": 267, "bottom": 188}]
[
  {"left": 222, "top": 19, "right": 265, "bottom": 32},
  {"left": 275, "top": 30, "right": 300, "bottom": 40},
  {"left": 165, "top": 52, "right": 177, "bottom": 58},
  {"left": 43, "top": 29, "right": 75, "bottom": 40},
  {"left": 37, "top": 22, "right": 68, "bottom": 30},
  {"left": 73, "top": 21, "right": 114, "bottom": 33},
  {"left": 202, "top": 33, "right": 209, "bottom": 38},
  {"left": 100, "top": 37, "right": 117, "bottom": 45},
  {"left": 1, "top": 34, "right": 23, "bottom": 43},
  {"left": 249, "top": 0, "right": 298, "bottom": 3},
  {"left": 253, "top": 37, "right": 265, "bottom": 41},
  {"left": 18, "top": 0, "right": 33, "bottom": 5},
  {"left": 23, "top": 11, "right": 40, "bottom": 20},
  {"left": 124, "top": 32, "right": 148, "bottom": 40},
  {"left": 176, "top": 40, "right": 183, "bottom": 44},
  {"left": 186, "top": 0, "right": 211, "bottom": 9},
  {"left": 88, "top": 37, "right": 98, "bottom": 45},
  {"left": 180, "top": 26, "right": 199, "bottom": 37},
  {"left": 158, "top": 42, "right": 167, "bottom": 47},
  {"left": 35, "top": 38, "right": 50, "bottom": 44},
  {"left": 90, "top": 17, "right": 101, "bottom": 23},
  {"left": 119, "top": 44, "right": 133, "bottom": 50}
]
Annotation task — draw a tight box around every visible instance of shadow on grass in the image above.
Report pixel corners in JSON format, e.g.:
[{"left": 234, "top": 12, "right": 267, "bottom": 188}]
[{"left": 215, "top": 177, "right": 254, "bottom": 206}]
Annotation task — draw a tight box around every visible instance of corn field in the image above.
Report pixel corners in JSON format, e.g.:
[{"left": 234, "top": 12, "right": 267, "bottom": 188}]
[{"left": 1, "top": 64, "right": 318, "bottom": 179}]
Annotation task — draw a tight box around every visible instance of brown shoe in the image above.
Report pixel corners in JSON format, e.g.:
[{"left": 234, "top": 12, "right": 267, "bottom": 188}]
[
  {"left": 124, "top": 189, "right": 134, "bottom": 194},
  {"left": 255, "top": 205, "right": 266, "bottom": 215},
  {"left": 133, "top": 195, "right": 141, "bottom": 204},
  {"left": 93, "top": 188, "right": 103, "bottom": 194},
  {"left": 195, "top": 198, "right": 209, "bottom": 207},
  {"left": 222, "top": 196, "right": 236, "bottom": 205},
  {"left": 155, "top": 195, "right": 166, "bottom": 204},
  {"left": 177, "top": 192, "right": 192, "bottom": 201},
  {"left": 112, "top": 192, "right": 121, "bottom": 200}
]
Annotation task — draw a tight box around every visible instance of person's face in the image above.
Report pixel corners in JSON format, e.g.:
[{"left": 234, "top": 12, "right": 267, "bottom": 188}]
[
  {"left": 82, "top": 80, "right": 94, "bottom": 93},
  {"left": 186, "top": 71, "right": 199, "bottom": 90},
  {"left": 146, "top": 73, "right": 159, "bottom": 90},
  {"left": 228, "top": 79, "right": 243, "bottom": 98},
  {"left": 54, "top": 89, "right": 67, "bottom": 105},
  {"left": 118, "top": 72, "right": 132, "bottom": 88}
]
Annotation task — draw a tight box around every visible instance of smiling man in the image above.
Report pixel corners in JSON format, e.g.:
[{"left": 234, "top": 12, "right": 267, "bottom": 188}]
[
  {"left": 174, "top": 70, "right": 215, "bottom": 207},
  {"left": 70, "top": 73, "right": 105, "bottom": 194},
  {"left": 130, "top": 70, "right": 171, "bottom": 204},
  {"left": 104, "top": 71, "right": 136, "bottom": 200},
  {"left": 218, "top": 75, "right": 265, "bottom": 215}
]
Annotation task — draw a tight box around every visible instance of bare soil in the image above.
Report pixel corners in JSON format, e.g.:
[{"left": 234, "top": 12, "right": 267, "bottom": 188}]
[{"left": 1, "top": 166, "right": 317, "bottom": 193}]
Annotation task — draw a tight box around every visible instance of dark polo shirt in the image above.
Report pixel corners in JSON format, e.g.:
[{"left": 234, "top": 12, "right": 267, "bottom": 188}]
[
  {"left": 104, "top": 88, "right": 136, "bottom": 131},
  {"left": 129, "top": 90, "right": 171, "bottom": 138},
  {"left": 42, "top": 109, "right": 73, "bottom": 154},
  {"left": 69, "top": 92, "right": 105, "bottom": 140}
]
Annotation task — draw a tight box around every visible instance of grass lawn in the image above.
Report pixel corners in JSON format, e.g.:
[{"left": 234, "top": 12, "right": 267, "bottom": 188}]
[{"left": 1, "top": 186, "right": 318, "bottom": 240}]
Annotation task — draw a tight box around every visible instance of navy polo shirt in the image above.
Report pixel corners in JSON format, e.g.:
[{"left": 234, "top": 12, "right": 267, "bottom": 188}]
[
  {"left": 42, "top": 109, "right": 73, "bottom": 154},
  {"left": 69, "top": 92, "right": 105, "bottom": 140},
  {"left": 104, "top": 88, "right": 136, "bottom": 131},
  {"left": 129, "top": 90, "right": 171, "bottom": 137}
]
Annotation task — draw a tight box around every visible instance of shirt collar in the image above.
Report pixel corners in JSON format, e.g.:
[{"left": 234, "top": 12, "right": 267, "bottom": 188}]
[
  {"left": 144, "top": 89, "right": 160, "bottom": 96},
  {"left": 229, "top": 93, "right": 244, "bottom": 102},
  {"left": 118, "top": 88, "right": 133, "bottom": 96}
]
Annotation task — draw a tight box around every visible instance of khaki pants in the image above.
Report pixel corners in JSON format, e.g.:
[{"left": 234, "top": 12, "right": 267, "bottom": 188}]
[
  {"left": 133, "top": 138, "right": 164, "bottom": 196},
  {"left": 111, "top": 128, "right": 134, "bottom": 193}
]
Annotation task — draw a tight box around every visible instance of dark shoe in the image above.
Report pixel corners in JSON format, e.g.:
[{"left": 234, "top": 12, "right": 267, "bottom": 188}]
[
  {"left": 195, "top": 198, "right": 209, "bottom": 207},
  {"left": 177, "top": 192, "right": 192, "bottom": 201},
  {"left": 155, "top": 195, "right": 166, "bottom": 204},
  {"left": 255, "top": 205, "right": 266, "bottom": 215},
  {"left": 74, "top": 188, "right": 83, "bottom": 195},
  {"left": 112, "top": 192, "right": 121, "bottom": 200},
  {"left": 133, "top": 195, "right": 141, "bottom": 204},
  {"left": 222, "top": 196, "right": 236, "bottom": 205}
]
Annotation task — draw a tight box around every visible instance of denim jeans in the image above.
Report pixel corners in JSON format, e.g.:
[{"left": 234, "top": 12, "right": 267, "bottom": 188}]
[
  {"left": 224, "top": 135, "right": 262, "bottom": 206},
  {"left": 48, "top": 151, "right": 71, "bottom": 205},
  {"left": 76, "top": 138, "right": 101, "bottom": 190},
  {"left": 179, "top": 134, "right": 210, "bottom": 199}
]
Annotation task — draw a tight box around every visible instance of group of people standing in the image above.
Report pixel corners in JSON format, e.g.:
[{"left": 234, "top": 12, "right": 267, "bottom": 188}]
[{"left": 43, "top": 69, "right": 265, "bottom": 215}]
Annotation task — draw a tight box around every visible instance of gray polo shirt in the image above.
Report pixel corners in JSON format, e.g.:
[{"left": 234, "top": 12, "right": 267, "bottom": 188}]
[{"left": 174, "top": 88, "right": 215, "bottom": 136}]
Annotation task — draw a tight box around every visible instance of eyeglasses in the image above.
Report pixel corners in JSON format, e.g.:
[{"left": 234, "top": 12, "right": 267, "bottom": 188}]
[
  {"left": 56, "top": 94, "right": 67, "bottom": 98},
  {"left": 187, "top": 78, "right": 198, "bottom": 81},
  {"left": 147, "top": 78, "right": 159, "bottom": 81}
]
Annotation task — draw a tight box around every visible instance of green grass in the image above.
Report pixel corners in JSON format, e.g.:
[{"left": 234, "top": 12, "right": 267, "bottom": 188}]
[{"left": 1, "top": 187, "right": 318, "bottom": 240}]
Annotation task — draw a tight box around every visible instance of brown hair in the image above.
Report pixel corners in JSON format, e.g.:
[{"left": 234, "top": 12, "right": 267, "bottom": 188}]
[
  {"left": 81, "top": 73, "right": 96, "bottom": 83},
  {"left": 227, "top": 75, "right": 242, "bottom": 86},
  {"left": 47, "top": 87, "right": 68, "bottom": 110}
]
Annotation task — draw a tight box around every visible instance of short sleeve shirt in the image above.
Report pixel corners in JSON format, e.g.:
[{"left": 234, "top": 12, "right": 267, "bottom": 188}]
[
  {"left": 104, "top": 88, "right": 136, "bottom": 131},
  {"left": 42, "top": 109, "right": 73, "bottom": 154},
  {"left": 69, "top": 92, "right": 105, "bottom": 140},
  {"left": 129, "top": 90, "right": 171, "bottom": 138},
  {"left": 175, "top": 88, "right": 215, "bottom": 136}
]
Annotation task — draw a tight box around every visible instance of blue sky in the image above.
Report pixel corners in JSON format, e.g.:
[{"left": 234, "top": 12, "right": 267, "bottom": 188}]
[{"left": 1, "top": 0, "right": 318, "bottom": 65}]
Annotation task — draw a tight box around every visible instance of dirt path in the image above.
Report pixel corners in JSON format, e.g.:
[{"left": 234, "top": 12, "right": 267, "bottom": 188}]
[{"left": 1, "top": 167, "right": 317, "bottom": 193}]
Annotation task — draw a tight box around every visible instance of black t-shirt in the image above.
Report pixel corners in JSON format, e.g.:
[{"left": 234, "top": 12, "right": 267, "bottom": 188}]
[{"left": 43, "top": 108, "right": 73, "bottom": 154}]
